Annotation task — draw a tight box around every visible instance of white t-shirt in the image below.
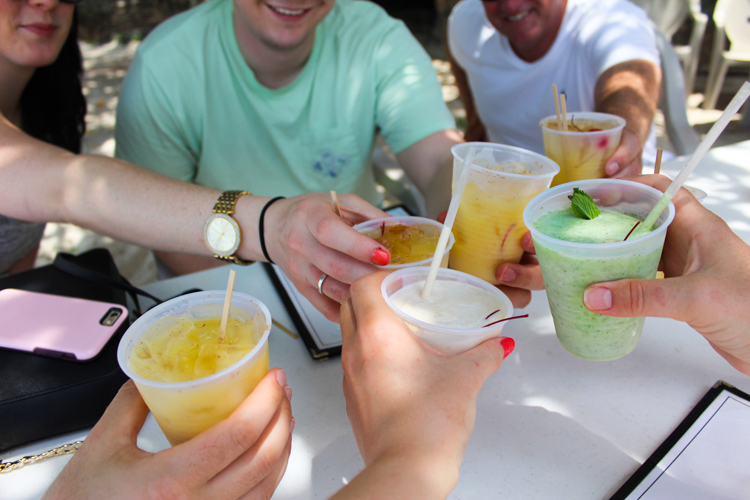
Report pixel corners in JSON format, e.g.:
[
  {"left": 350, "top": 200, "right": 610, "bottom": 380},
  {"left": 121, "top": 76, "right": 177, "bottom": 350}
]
[{"left": 448, "top": 0, "right": 660, "bottom": 164}]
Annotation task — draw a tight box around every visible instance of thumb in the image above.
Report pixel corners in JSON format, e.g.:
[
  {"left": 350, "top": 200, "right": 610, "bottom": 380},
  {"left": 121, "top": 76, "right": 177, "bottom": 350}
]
[
  {"left": 583, "top": 277, "right": 695, "bottom": 321},
  {"left": 459, "top": 336, "right": 515, "bottom": 382}
]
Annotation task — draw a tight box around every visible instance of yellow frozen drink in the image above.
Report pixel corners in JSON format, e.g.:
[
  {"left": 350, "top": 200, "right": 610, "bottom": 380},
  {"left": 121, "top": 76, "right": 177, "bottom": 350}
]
[
  {"left": 540, "top": 112, "right": 625, "bottom": 187},
  {"left": 449, "top": 143, "right": 559, "bottom": 284},
  {"left": 118, "top": 291, "right": 271, "bottom": 445}
]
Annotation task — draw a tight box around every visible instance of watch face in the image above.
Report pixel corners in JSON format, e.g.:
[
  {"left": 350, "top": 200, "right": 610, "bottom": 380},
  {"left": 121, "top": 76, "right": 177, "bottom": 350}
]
[{"left": 204, "top": 214, "right": 240, "bottom": 256}]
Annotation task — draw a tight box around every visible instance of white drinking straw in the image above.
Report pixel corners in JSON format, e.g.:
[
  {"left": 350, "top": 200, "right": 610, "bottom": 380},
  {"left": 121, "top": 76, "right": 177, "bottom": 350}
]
[
  {"left": 636, "top": 81, "right": 750, "bottom": 236},
  {"left": 421, "top": 146, "right": 476, "bottom": 299}
]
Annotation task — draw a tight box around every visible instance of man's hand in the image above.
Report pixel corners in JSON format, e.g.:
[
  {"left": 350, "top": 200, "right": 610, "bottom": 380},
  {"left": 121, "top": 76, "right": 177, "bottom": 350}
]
[
  {"left": 604, "top": 128, "right": 643, "bottom": 178},
  {"left": 595, "top": 59, "right": 661, "bottom": 179},
  {"left": 583, "top": 175, "right": 750, "bottom": 376},
  {"left": 44, "top": 370, "right": 293, "bottom": 500},
  {"left": 333, "top": 271, "right": 514, "bottom": 499}
]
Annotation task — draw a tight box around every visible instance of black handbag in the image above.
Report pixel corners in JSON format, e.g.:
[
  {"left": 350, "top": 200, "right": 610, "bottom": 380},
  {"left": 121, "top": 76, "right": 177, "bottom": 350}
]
[{"left": 0, "top": 248, "right": 157, "bottom": 452}]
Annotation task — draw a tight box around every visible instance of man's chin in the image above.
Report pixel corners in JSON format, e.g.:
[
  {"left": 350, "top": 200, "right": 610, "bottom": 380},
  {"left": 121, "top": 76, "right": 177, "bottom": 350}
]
[{"left": 260, "top": 31, "right": 312, "bottom": 52}]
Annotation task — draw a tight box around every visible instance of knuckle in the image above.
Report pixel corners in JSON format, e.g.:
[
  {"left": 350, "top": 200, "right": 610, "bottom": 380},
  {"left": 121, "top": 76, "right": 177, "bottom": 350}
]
[
  {"left": 226, "top": 422, "right": 259, "bottom": 452},
  {"left": 285, "top": 232, "right": 305, "bottom": 254},
  {"left": 327, "top": 282, "right": 350, "bottom": 304},
  {"left": 144, "top": 478, "right": 187, "bottom": 500},
  {"left": 627, "top": 280, "right": 647, "bottom": 316},
  {"left": 325, "top": 260, "right": 347, "bottom": 281},
  {"left": 314, "top": 217, "right": 336, "bottom": 241},
  {"left": 250, "top": 451, "right": 276, "bottom": 483}
]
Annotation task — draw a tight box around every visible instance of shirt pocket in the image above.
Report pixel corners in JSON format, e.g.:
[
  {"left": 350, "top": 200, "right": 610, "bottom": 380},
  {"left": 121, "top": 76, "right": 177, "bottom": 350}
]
[{"left": 302, "top": 126, "right": 365, "bottom": 190}]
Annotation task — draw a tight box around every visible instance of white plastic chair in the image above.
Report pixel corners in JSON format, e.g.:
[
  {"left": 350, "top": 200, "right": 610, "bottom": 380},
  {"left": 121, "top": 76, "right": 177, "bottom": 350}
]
[
  {"left": 702, "top": 0, "right": 750, "bottom": 110},
  {"left": 655, "top": 28, "right": 702, "bottom": 155},
  {"left": 629, "top": 0, "right": 708, "bottom": 96}
]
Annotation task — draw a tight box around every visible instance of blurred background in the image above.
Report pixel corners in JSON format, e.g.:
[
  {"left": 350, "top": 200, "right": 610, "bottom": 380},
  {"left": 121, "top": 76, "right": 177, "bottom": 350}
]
[{"left": 38, "top": 0, "right": 750, "bottom": 285}]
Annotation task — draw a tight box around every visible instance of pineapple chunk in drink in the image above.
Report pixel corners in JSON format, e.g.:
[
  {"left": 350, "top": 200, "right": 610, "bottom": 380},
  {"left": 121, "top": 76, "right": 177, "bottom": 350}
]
[{"left": 126, "top": 307, "right": 270, "bottom": 445}]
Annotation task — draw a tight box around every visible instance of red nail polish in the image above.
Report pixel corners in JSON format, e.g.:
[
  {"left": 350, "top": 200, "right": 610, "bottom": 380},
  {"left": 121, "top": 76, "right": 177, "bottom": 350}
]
[
  {"left": 371, "top": 248, "right": 390, "bottom": 266},
  {"left": 500, "top": 338, "right": 515, "bottom": 359}
]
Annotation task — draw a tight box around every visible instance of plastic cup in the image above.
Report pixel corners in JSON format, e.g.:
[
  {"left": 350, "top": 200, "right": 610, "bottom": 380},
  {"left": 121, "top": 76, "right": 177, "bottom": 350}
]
[
  {"left": 540, "top": 112, "right": 626, "bottom": 187},
  {"left": 117, "top": 291, "right": 271, "bottom": 445},
  {"left": 381, "top": 267, "right": 514, "bottom": 355},
  {"left": 354, "top": 216, "right": 454, "bottom": 269},
  {"left": 449, "top": 142, "right": 559, "bottom": 284},
  {"left": 523, "top": 179, "right": 675, "bottom": 361}
]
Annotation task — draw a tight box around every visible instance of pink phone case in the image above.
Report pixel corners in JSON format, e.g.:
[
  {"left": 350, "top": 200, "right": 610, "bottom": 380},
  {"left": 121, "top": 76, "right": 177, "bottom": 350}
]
[{"left": 0, "top": 288, "right": 128, "bottom": 361}]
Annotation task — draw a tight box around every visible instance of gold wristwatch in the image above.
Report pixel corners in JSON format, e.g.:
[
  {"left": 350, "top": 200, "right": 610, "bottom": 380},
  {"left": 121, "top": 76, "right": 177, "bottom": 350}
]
[{"left": 203, "top": 190, "right": 255, "bottom": 266}]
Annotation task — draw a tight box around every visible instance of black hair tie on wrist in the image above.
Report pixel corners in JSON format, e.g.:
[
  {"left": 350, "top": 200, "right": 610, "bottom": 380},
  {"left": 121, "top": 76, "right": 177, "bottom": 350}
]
[{"left": 259, "top": 196, "right": 285, "bottom": 265}]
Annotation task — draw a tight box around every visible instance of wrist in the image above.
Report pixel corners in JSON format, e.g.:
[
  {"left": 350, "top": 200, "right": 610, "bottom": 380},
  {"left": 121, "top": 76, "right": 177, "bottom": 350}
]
[
  {"left": 371, "top": 450, "right": 460, "bottom": 498},
  {"left": 257, "top": 196, "right": 286, "bottom": 264},
  {"left": 333, "top": 452, "right": 458, "bottom": 500},
  {"left": 232, "top": 195, "right": 266, "bottom": 262}
]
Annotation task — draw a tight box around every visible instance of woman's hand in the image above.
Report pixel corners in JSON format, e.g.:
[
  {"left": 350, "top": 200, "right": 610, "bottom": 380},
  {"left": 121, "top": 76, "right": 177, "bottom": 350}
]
[
  {"left": 334, "top": 271, "right": 514, "bottom": 499},
  {"left": 264, "top": 193, "right": 390, "bottom": 322},
  {"left": 435, "top": 211, "right": 544, "bottom": 309},
  {"left": 494, "top": 231, "right": 545, "bottom": 308},
  {"left": 583, "top": 175, "right": 750, "bottom": 376},
  {"left": 44, "top": 370, "right": 293, "bottom": 500}
]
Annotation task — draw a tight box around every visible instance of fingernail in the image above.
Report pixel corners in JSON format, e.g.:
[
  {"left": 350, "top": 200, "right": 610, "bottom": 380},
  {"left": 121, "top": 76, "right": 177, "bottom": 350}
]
[
  {"left": 583, "top": 286, "right": 612, "bottom": 310},
  {"left": 371, "top": 248, "right": 390, "bottom": 266},
  {"left": 276, "top": 369, "right": 287, "bottom": 387},
  {"left": 285, "top": 385, "right": 292, "bottom": 402},
  {"left": 500, "top": 267, "right": 516, "bottom": 283},
  {"left": 500, "top": 338, "right": 515, "bottom": 358},
  {"left": 290, "top": 417, "right": 295, "bottom": 434},
  {"left": 605, "top": 162, "right": 619, "bottom": 176}
]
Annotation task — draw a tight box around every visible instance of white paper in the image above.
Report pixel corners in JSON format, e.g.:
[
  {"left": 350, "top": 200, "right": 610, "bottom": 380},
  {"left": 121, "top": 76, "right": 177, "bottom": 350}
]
[{"left": 625, "top": 387, "right": 750, "bottom": 499}]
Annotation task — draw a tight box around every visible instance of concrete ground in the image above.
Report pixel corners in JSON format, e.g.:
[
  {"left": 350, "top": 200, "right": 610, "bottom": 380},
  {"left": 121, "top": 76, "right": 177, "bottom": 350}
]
[{"left": 36, "top": 38, "right": 750, "bottom": 286}]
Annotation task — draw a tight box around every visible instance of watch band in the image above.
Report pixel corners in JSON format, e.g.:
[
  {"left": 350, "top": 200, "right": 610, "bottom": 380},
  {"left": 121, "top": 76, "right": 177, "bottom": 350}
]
[
  {"left": 211, "top": 190, "right": 255, "bottom": 266},
  {"left": 212, "top": 190, "right": 250, "bottom": 215}
]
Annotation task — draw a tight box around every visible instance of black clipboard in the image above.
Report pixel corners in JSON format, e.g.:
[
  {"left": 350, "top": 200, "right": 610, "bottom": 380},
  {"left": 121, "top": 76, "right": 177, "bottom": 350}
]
[
  {"left": 266, "top": 205, "right": 412, "bottom": 361},
  {"left": 611, "top": 380, "right": 750, "bottom": 499}
]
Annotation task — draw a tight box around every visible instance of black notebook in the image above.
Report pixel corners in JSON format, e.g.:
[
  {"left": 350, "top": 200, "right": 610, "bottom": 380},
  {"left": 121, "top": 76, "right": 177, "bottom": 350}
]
[{"left": 611, "top": 380, "right": 750, "bottom": 499}]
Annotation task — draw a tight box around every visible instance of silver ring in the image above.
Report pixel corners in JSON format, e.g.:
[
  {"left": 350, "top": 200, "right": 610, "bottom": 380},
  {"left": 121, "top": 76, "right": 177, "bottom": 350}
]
[{"left": 317, "top": 274, "right": 328, "bottom": 295}]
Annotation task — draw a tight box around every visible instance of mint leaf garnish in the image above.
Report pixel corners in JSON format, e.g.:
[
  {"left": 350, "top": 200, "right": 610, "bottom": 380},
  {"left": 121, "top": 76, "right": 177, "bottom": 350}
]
[{"left": 568, "top": 188, "right": 600, "bottom": 220}]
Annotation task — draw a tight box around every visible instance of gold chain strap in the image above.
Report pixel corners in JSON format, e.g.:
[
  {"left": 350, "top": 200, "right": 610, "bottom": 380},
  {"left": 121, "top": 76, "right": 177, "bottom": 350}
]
[{"left": 0, "top": 441, "right": 83, "bottom": 473}]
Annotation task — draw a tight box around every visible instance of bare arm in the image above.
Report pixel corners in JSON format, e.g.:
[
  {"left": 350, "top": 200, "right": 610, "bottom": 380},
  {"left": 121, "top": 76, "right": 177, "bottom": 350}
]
[
  {"left": 0, "top": 115, "right": 389, "bottom": 322},
  {"left": 395, "top": 129, "right": 463, "bottom": 219},
  {"left": 447, "top": 45, "right": 487, "bottom": 142},
  {"left": 332, "top": 271, "right": 512, "bottom": 500},
  {"left": 584, "top": 175, "right": 750, "bottom": 376},
  {"left": 0, "top": 114, "right": 233, "bottom": 257},
  {"left": 595, "top": 59, "right": 661, "bottom": 177}
]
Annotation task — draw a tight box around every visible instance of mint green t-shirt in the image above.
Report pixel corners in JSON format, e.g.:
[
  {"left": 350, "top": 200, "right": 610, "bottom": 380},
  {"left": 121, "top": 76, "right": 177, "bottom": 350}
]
[{"left": 114, "top": 0, "right": 455, "bottom": 207}]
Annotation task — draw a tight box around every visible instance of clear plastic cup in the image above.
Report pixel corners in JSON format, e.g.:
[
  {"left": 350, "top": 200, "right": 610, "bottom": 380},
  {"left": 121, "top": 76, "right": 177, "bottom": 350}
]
[
  {"left": 540, "top": 112, "right": 626, "bottom": 187},
  {"left": 381, "top": 267, "right": 514, "bottom": 355},
  {"left": 353, "top": 216, "right": 454, "bottom": 269},
  {"left": 117, "top": 291, "right": 271, "bottom": 445},
  {"left": 523, "top": 179, "right": 675, "bottom": 361},
  {"left": 449, "top": 142, "right": 559, "bottom": 284}
]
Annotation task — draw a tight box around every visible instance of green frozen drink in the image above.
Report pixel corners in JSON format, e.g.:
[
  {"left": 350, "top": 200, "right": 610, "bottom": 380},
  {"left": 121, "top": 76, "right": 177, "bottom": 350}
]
[{"left": 523, "top": 179, "right": 675, "bottom": 361}]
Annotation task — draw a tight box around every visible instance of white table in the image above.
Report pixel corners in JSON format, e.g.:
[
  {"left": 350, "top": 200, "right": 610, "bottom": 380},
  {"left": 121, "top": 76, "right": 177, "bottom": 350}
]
[{"left": 3, "top": 141, "right": 750, "bottom": 500}]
